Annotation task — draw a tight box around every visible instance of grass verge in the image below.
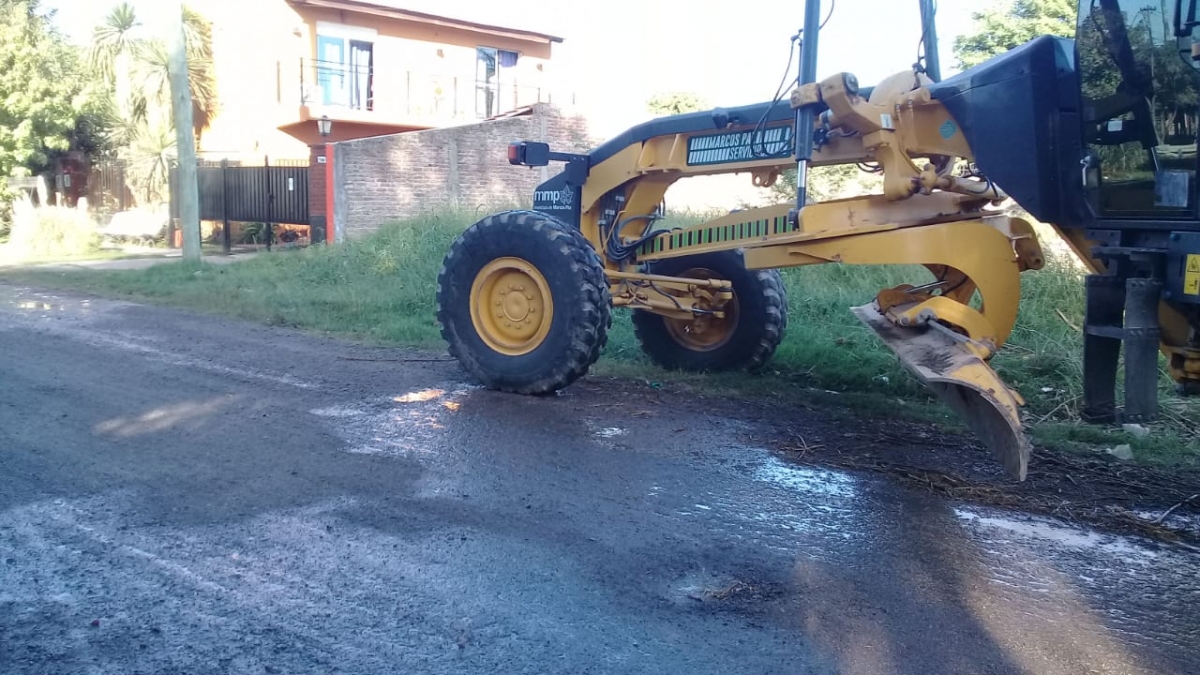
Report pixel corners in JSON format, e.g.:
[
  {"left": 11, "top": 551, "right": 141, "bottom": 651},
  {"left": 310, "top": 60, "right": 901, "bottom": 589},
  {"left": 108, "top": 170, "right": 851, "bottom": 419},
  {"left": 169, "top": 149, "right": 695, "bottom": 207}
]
[
  {"left": 4, "top": 211, "right": 1197, "bottom": 467},
  {"left": 2, "top": 212, "right": 470, "bottom": 346}
]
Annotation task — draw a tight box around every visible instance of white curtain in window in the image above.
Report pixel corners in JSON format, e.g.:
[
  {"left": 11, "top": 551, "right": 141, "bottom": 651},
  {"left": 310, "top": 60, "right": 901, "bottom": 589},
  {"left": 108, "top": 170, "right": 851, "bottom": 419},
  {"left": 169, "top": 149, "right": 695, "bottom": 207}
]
[{"left": 350, "top": 42, "right": 372, "bottom": 110}]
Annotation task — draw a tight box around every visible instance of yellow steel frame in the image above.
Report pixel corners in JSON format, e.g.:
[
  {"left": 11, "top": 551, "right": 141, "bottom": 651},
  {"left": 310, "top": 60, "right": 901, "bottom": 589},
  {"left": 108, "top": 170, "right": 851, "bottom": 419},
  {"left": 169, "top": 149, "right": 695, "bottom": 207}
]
[
  {"left": 585, "top": 67, "right": 1027, "bottom": 355},
  {"left": 607, "top": 269, "right": 733, "bottom": 321},
  {"left": 740, "top": 215, "right": 1042, "bottom": 351},
  {"left": 579, "top": 65, "right": 1197, "bottom": 392}
]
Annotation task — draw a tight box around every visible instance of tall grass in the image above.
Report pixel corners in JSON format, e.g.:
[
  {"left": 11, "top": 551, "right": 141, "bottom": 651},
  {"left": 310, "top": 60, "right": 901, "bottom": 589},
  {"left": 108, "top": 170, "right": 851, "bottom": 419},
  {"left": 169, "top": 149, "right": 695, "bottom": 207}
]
[
  {"left": 3, "top": 202, "right": 101, "bottom": 261},
  {"left": 14, "top": 211, "right": 472, "bottom": 345}
]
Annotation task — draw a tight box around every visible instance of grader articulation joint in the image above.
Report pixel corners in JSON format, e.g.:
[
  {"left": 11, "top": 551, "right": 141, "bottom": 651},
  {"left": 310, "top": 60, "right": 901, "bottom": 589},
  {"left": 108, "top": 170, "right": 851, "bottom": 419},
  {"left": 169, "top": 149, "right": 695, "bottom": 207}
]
[{"left": 436, "top": 0, "right": 1200, "bottom": 481}]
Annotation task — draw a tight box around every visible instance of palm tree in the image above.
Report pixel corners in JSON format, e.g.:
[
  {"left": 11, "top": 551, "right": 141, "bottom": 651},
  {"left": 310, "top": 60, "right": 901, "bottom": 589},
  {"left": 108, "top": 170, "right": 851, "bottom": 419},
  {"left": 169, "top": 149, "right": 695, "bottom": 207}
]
[
  {"left": 131, "top": 26, "right": 217, "bottom": 144},
  {"left": 123, "top": 114, "right": 176, "bottom": 205},
  {"left": 88, "top": 3, "right": 217, "bottom": 145},
  {"left": 87, "top": 2, "right": 219, "bottom": 206},
  {"left": 88, "top": 2, "right": 140, "bottom": 122}
]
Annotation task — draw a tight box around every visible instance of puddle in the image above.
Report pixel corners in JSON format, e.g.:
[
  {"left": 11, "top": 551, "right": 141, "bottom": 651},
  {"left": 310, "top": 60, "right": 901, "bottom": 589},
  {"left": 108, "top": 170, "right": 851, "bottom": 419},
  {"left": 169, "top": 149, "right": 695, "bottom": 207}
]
[
  {"left": 310, "top": 386, "right": 475, "bottom": 458},
  {"left": 669, "top": 571, "right": 757, "bottom": 605},
  {"left": 676, "top": 450, "right": 876, "bottom": 552},
  {"left": 10, "top": 296, "right": 98, "bottom": 315},
  {"left": 955, "top": 508, "right": 1161, "bottom": 561},
  {"left": 5, "top": 287, "right": 108, "bottom": 314},
  {"left": 16, "top": 301, "right": 60, "bottom": 311},
  {"left": 394, "top": 389, "right": 445, "bottom": 404},
  {"left": 581, "top": 418, "right": 630, "bottom": 441},
  {"left": 754, "top": 455, "right": 857, "bottom": 499},
  {"left": 953, "top": 505, "right": 1200, "bottom": 653}
]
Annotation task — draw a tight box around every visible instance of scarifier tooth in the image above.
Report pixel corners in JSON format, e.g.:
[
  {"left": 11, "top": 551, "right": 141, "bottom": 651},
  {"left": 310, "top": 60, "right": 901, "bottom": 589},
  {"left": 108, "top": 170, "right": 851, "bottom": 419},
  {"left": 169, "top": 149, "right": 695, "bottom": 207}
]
[{"left": 851, "top": 303, "right": 1031, "bottom": 481}]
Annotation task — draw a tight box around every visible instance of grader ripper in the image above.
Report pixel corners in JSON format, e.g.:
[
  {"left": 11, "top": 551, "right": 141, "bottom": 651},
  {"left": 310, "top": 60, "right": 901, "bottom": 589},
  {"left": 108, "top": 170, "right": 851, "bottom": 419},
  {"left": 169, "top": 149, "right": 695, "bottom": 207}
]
[{"left": 436, "top": 0, "right": 1200, "bottom": 481}]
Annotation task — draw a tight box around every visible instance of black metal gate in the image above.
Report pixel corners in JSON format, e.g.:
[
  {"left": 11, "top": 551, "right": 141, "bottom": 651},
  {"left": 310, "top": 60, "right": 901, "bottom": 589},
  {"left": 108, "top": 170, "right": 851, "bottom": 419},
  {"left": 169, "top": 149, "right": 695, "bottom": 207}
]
[{"left": 170, "top": 158, "right": 311, "bottom": 252}]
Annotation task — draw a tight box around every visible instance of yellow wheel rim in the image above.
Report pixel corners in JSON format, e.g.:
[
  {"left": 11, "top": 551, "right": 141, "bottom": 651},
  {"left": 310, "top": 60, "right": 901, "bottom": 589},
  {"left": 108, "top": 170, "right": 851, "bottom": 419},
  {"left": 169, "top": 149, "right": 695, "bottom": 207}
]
[
  {"left": 469, "top": 257, "right": 554, "bottom": 356},
  {"left": 663, "top": 267, "right": 738, "bottom": 352}
]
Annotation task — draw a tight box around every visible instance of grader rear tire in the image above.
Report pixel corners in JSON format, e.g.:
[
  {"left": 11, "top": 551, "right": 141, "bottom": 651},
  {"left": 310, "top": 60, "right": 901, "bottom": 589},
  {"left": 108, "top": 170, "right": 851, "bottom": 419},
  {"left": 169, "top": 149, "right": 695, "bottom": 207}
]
[
  {"left": 436, "top": 210, "right": 611, "bottom": 394},
  {"left": 632, "top": 250, "right": 787, "bottom": 372}
]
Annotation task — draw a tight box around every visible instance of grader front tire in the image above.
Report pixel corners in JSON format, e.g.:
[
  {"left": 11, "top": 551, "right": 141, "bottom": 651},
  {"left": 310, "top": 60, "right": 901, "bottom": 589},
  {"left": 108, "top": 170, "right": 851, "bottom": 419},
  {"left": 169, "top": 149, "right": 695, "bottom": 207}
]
[
  {"left": 632, "top": 250, "right": 787, "bottom": 372},
  {"left": 436, "top": 210, "right": 611, "bottom": 395}
]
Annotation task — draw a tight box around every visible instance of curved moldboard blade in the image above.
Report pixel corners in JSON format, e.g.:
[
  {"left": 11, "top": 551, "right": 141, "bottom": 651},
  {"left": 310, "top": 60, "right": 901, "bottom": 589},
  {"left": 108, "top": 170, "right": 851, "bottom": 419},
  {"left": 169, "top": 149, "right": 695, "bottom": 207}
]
[{"left": 851, "top": 304, "right": 1031, "bottom": 481}]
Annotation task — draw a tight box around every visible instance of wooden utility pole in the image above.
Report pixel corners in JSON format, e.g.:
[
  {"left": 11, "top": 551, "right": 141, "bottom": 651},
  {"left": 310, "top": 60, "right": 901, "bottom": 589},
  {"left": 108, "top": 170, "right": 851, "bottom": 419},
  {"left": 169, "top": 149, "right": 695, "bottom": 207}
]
[{"left": 167, "top": 1, "right": 200, "bottom": 262}]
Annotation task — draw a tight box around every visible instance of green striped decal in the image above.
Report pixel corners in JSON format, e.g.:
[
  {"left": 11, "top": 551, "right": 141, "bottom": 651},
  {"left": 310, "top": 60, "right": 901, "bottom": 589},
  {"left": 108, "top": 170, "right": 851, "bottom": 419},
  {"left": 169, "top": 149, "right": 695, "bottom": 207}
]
[{"left": 639, "top": 215, "right": 795, "bottom": 257}]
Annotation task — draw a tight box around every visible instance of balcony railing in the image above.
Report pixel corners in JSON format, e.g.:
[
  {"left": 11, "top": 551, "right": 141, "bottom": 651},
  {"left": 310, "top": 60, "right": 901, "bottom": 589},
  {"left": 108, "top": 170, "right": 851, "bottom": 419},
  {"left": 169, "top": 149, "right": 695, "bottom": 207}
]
[{"left": 298, "top": 58, "right": 571, "bottom": 124}]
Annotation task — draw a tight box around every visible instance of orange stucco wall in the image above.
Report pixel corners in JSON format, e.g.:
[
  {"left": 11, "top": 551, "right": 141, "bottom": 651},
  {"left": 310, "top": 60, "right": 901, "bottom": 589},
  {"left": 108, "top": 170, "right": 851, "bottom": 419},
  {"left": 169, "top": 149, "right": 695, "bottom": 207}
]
[
  {"left": 300, "top": 7, "right": 554, "bottom": 127},
  {"left": 301, "top": 7, "right": 553, "bottom": 61},
  {"left": 195, "top": 0, "right": 557, "bottom": 162},
  {"left": 195, "top": 0, "right": 310, "bottom": 160}
]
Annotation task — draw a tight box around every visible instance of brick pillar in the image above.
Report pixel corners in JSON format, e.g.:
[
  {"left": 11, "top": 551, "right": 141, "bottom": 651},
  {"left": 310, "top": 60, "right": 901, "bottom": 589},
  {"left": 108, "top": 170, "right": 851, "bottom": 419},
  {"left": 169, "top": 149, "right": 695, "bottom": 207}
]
[{"left": 308, "top": 144, "right": 328, "bottom": 243}]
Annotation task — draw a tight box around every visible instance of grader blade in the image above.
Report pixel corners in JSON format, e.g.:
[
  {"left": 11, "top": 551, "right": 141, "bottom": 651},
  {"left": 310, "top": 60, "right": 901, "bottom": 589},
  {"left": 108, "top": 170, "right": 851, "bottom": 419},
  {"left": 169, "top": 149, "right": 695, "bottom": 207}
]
[{"left": 851, "top": 304, "right": 1031, "bottom": 481}]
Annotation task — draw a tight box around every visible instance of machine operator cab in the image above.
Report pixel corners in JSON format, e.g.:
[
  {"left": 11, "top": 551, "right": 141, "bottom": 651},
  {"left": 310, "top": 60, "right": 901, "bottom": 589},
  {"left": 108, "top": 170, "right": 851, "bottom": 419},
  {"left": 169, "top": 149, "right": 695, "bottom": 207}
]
[{"left": 1080, "top": 0, "right": 1200, "bottom": 220}]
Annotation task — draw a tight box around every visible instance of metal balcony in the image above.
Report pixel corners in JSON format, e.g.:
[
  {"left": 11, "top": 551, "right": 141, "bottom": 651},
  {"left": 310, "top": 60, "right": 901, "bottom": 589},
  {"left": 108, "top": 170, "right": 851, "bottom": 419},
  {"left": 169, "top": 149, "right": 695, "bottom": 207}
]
[{"left": 296, "top": 58, "right": 570, "bottom": 127}]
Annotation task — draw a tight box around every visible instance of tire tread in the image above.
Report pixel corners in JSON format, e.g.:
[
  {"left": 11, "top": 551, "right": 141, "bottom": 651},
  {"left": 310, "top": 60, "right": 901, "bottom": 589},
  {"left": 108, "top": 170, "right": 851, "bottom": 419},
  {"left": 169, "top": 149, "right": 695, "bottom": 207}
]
[{"left": 436, "top": 210, "right": 610, "bottom": 394}]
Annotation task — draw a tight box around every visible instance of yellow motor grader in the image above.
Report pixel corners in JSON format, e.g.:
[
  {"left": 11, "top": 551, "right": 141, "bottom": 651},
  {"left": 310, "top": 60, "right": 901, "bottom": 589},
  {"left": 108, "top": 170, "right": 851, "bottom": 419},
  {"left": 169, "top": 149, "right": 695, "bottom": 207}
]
[{"left": 436, "top": 0, "right": 1200, "bottom": 480}]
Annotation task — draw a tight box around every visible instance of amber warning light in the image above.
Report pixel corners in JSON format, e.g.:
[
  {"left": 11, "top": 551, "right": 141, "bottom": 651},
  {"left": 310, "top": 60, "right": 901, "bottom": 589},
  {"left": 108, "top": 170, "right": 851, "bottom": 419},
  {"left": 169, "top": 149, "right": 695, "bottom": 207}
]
[{"left": 507, "top": 141, "right": 551, "bottom": 167}]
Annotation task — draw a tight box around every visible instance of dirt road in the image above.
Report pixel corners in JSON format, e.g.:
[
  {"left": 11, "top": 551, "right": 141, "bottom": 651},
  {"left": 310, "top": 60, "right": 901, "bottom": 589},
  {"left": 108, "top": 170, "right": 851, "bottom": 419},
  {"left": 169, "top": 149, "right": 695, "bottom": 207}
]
[{"left": 1, "top": 283, "right": 1197, "bottom": 674}]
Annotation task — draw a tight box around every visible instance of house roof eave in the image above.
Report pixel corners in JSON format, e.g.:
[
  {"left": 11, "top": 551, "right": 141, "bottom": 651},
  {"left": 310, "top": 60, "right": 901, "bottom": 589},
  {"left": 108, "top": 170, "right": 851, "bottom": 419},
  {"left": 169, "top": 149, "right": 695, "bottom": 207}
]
[{"left": 287, "top": 0, "right": 565, "bottom": 45}]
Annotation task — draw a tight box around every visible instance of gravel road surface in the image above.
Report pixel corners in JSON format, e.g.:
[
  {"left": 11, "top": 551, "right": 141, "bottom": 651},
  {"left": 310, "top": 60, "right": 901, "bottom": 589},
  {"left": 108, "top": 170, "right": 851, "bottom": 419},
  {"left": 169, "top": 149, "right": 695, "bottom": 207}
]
[{"left": 1, "top": 284, "right": 1197, "bottom": 675}]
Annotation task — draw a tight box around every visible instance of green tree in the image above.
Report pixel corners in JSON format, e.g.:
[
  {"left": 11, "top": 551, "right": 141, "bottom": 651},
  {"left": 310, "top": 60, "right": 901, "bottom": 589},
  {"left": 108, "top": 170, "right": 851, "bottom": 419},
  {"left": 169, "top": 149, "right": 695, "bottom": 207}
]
[
  {"left": 952, "top": 0, "right": 1076, "bottom": 69},
  {"left": 0, "top": 1, "right": 105, "bottom": 193},
  {"left": 646, "top": 91, "right": 708, "bottom": 116}
]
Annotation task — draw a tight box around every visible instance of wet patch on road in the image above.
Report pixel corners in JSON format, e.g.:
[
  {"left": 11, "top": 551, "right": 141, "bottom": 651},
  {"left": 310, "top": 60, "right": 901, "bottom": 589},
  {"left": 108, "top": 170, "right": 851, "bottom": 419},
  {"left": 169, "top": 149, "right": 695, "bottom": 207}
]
[
  {"left": 755, "top": 455, "right": 857, "bottom": 499},
  {"left": 310, "top": 385, "right": 477, "bottom": 458},
  {"left": 953, "top": 505, "right": 1200, "bottom": 658}
]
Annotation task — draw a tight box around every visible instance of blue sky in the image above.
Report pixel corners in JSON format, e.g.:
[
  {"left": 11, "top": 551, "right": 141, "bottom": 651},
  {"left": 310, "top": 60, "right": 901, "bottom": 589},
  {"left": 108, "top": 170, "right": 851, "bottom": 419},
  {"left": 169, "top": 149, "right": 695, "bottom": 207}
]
[{"left": 42, "top": 0, "right": 993, "bottom": 135}]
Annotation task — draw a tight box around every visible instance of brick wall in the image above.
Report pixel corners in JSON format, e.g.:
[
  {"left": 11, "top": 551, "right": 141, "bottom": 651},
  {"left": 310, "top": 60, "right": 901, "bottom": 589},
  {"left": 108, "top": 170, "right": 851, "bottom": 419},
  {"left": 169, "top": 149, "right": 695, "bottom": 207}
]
[
  {"left": 308, "top": 145, "right": 327, "bottom": 218},
  {"left": 331, "top": 103, "right": 591, "bottom": 240},
  {"left": 307, "top": 144, "right": 329, "bottom": 243}
]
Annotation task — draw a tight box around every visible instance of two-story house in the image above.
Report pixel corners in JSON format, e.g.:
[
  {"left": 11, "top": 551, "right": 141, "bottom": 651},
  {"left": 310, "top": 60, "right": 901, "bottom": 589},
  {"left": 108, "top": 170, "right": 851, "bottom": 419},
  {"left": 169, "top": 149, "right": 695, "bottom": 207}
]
[{"left": 196, "top": 0, "right": 565, "bottom": 160}]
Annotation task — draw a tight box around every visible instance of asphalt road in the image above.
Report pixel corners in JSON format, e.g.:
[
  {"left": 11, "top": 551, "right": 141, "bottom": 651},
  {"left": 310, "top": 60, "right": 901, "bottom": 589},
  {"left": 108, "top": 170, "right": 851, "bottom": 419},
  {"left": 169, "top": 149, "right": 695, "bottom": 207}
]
[{"left": 1, "top": 283, "right": 1198, "bottom": 675}]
